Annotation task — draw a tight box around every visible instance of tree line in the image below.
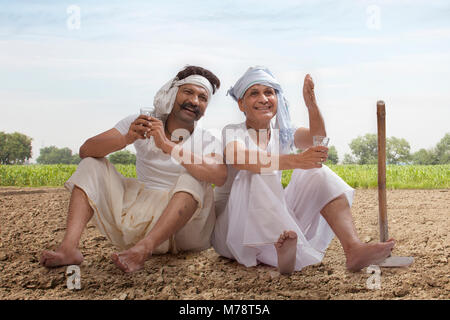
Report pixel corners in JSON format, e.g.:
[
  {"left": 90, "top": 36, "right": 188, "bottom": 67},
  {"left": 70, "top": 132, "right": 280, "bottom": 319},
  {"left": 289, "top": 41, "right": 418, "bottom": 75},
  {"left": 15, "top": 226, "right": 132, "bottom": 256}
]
[
  {"left": 0, "top": 132, "right": 32, "bottom": 164},
  {"left": 0, "top": 131, "right": 448, "bottom": 165},
  {"left": 342, "top": 133, "right": 449, "bottom": 165},
  {"left": 35, "top": 147, "right": 136, "bottom": 165},
  {"left": 0, "top": 131, "right": 135, "bottom": 165}
]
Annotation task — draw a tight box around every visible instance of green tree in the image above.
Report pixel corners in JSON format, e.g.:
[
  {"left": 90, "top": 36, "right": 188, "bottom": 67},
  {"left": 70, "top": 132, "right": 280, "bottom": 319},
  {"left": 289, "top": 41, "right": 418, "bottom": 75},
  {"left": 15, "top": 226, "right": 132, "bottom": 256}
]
[
  {"left": 411, "top": 133, "right": 449, "bottom": 165},
  {"left": 71, "top": 153, "right": 82, "bottom": 164},
  {"left": 37, "top": 146, "right": 74, "bottom": 164},
  {"left": 349, "top": 134, "right": 378, "bottom": 164},
  {"left": 386, "top": 137, "right": 411, "bottom": 164},
  {"left": 435, "top": 133, "right": 450, "bottom": 164},
  {"left": 0, "top": 131, "right": 33, "bottom": 164},
  {"left": 342, "top": 153, "right": 356, "bottom": 164},
  {"left": 0, "top": 132, "right": 8, "bottom": 164},
  {"left": 411, "top": 148, "right": 437, "bottom": 165},
  {"left": 349, "top": 134, "right": 412, "bottom": 164},
  {"left": 108, "top": 150, "right": 136, "bottom": 164},
  {"left": 325, "top": 145, "right": 339, "bottom": 164}
]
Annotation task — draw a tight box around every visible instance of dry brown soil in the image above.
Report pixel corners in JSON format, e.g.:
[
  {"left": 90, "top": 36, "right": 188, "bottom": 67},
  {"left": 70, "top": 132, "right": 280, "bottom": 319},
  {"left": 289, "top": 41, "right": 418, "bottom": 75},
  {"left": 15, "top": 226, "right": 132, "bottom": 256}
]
[{"left": 0, "top": 187, "right": 448, "bottom": 300}]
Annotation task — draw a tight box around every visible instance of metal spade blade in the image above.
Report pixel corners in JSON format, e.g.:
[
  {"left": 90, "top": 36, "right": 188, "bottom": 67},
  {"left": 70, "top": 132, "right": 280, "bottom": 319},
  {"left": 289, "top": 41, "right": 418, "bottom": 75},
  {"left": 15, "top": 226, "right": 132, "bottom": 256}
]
[{"left": 378, "top": 256, "right": 415, "bottom": 267}]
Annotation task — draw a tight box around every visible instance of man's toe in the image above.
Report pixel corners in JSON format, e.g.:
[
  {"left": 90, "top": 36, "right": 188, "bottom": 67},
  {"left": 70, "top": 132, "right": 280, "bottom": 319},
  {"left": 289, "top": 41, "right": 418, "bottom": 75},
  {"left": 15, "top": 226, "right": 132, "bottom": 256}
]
[
  {"left": 40, "top": 251, "right": 54, "bottom": 266},
  {"left": 112, "top": 253, "right": 130, "bottom": 272}
]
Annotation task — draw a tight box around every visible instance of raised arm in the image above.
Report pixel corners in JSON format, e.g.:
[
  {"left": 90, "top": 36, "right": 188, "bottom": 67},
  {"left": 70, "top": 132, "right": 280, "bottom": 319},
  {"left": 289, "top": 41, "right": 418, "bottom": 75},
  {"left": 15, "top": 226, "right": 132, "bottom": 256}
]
[
  {"left": 79, "top": 115, "right": 150, "bottom": 158},
  {"left": 294, "top": 74, "right": 326, "bottom": 150}
]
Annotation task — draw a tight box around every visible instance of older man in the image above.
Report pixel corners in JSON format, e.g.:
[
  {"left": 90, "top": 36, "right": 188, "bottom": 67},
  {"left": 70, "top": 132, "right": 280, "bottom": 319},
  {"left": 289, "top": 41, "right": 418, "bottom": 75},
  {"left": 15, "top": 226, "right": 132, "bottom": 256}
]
[
  {"left": 212, "top": 66, "right": 395, "bottom": 274},
  {"left": 40, "top": 66, "right": 226, "bottom": 273}
]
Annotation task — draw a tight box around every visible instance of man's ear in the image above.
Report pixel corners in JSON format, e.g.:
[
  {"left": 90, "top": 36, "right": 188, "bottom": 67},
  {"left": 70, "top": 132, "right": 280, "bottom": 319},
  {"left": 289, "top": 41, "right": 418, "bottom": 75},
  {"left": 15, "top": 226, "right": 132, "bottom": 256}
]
[{"left": 238, "top": 98, "right": 245, "bottom": 113}]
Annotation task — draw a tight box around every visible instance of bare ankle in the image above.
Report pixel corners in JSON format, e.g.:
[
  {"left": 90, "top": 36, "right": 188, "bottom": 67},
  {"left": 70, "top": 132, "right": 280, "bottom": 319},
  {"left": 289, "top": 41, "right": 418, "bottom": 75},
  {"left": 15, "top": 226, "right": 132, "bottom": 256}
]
[
  {"left": 342, "top": 240, "right": 363, "bottom": 254},
  {"left": 58, "top": 241, "right": 79, "bottom": 252},
  {"left": 136, "top": 239, "right": 154, "bottom": 257}
]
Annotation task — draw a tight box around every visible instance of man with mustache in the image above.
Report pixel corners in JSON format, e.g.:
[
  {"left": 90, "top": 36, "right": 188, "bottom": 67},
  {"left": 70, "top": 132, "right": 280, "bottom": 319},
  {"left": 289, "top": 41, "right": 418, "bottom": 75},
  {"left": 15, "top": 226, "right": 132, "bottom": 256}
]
[{"left": 40, "top": 66, "right": 226, "bottom": 273}]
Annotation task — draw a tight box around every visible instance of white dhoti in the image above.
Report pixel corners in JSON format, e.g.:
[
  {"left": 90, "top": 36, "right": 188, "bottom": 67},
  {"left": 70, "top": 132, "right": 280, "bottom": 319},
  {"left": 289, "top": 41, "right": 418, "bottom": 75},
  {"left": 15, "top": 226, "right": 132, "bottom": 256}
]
[
  {"left": 65, "top": 157, "right": 215, "bottom": 254},
  {"left": 212, "top": 165, "right": 354, "bottom": 271}
]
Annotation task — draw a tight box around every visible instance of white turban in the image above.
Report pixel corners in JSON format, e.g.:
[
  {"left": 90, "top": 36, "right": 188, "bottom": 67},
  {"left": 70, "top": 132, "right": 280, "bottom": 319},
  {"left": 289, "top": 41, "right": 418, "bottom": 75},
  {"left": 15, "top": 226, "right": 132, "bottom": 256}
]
[
  {"left": 227, "top": 66, "right": 296, "bottom": 153},
  {"left": 153, "top": 74, "right": 214, "bottom": 118}
]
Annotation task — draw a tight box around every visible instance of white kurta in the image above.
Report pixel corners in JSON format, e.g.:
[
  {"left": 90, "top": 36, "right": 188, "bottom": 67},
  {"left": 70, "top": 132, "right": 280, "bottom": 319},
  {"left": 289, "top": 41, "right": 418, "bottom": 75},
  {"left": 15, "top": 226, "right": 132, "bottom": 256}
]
[
  {"left": 65, "top": 157, "right": 216, "bottom": 254},
  {"left": 63, "top": 114, "right": 222, "bottom": 253},
  {"left": 212, "top": 122, "right": 354, "bottom": 271}
]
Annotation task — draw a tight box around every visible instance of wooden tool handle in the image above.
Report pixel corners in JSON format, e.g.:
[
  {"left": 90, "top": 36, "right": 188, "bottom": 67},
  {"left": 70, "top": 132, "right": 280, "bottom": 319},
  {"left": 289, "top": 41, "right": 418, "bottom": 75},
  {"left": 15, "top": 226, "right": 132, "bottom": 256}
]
[{"left": 377, "top": 101, "right": 389, "bottom": 242}]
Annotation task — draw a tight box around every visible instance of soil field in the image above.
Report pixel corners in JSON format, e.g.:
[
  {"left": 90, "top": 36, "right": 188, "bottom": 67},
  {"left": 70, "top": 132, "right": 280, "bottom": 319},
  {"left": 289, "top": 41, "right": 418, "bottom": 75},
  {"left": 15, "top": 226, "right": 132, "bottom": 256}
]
[{"left": 0, "top": 187, "right": 448, "bottom": 300}]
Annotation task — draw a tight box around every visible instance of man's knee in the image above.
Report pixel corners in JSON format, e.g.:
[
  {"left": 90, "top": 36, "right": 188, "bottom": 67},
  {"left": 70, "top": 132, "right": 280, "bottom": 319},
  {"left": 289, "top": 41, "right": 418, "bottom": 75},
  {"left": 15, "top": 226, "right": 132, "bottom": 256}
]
[
  {"left": 322, "top": 194, "right": 349, "bottom": 213},
  {"left": 76, "top": 157, "right": 110, "bottom": 178},
  {"left": 79, "top": 156, "right": 107, "bottom": 169},
  {"left": 294, "top": 166, "right": 332, "bottom": 188},
  {"left": 171, "top": 191, "right": 199, "bottom": 215}
]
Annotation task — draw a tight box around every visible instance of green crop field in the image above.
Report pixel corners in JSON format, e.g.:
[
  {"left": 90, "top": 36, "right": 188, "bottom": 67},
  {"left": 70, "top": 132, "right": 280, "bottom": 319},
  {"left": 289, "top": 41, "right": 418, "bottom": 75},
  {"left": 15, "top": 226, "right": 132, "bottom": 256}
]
[
  {"left": 0, "top": 164, "right": 449, "bottom": 189},
  {"left": 281, "top": 165, "right": 450, "bottom": 189},
  {"left": 0, "top": 164, "right": 136, "bottom": 187}
]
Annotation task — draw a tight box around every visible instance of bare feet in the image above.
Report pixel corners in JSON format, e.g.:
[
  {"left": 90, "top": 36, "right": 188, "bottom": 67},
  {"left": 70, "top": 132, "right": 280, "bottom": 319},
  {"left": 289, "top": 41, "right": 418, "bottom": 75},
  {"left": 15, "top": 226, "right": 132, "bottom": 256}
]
[
  {"left": 345, "top": 238, "right": 395, "bottom": 272},
  {"left": 111, "top": 243, "right": 150, "bottom": 273},
  {"left": 40, "top": 246, "right": 83, "bottom": 268},
  {"left": 275, "top": 230, "right": 298, "bottom": 275}
]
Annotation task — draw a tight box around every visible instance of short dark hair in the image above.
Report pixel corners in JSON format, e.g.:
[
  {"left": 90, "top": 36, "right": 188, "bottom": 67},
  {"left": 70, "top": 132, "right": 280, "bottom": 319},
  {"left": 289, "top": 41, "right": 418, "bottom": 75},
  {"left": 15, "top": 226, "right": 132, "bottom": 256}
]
[{"left": 176, "top": 65, "right": 220, "bottom": 94}]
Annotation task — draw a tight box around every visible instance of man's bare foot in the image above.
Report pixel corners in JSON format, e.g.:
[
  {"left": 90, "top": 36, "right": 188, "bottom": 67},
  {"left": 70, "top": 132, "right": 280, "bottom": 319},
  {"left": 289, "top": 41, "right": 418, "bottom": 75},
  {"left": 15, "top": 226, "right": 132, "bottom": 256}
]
[
  {"left": 275, "top": 230, "right": 297, "bottom": 275},
  {"left": 345, "top": 238, "right": 395, "bottom": 272},
  {"left": 40, "top": 246, "right": 83, "bottom": 268},
  {"left": 111, "top": 243, "right": 150, "bottom": 273}
]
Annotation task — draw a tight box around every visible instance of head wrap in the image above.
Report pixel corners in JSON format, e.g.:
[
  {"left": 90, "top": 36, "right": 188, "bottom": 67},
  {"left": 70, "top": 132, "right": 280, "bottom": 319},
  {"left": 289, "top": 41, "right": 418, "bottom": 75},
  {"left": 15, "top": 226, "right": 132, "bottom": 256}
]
[
  {"left": 227, "top": 66, "right": 296, "bottom": 153},
  {"left": 153, "top": 74, "right": 214, "bottom": 118}
]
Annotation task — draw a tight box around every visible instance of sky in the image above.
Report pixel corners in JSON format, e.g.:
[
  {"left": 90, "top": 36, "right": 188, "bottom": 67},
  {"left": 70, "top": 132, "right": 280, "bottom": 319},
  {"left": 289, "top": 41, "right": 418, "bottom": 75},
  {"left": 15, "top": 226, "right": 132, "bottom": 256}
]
[{"left": 1, "top": 0, "right": 449, "bottom": 162}]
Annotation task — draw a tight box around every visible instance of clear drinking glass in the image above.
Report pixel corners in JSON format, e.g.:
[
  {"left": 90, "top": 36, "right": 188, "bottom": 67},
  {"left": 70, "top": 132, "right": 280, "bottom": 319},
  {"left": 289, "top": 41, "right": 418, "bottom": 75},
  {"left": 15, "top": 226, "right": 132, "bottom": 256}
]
[
  {"left": 313, "top": 135, "right": 330, "bottom": 147},
  {"left": 313, "top": 135, "right": 329, "bottom": 164},
  {"left": 139, "top": 107, "right": 155, "bottom": 143},
  {"left": 140, "top": 107, "right": 155, "bottom": 117}
]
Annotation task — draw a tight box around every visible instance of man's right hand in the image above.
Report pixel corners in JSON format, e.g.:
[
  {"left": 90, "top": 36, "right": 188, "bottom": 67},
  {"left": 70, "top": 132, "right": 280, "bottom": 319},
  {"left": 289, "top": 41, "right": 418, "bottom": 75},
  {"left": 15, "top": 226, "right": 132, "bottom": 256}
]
[
  {"left": 294, "top": 146, "right": 328, "bottom": 169},
  {"left": 125, "top": 115, "right": 153, "bottom": 145}
]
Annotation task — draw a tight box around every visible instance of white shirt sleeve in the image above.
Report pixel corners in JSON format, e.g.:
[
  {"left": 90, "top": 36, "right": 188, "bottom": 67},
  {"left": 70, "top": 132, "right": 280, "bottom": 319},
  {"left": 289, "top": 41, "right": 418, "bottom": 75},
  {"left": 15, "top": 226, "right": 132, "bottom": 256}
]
[{"left": 114, "top": 114, "right": 139, "bottom": 135}]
